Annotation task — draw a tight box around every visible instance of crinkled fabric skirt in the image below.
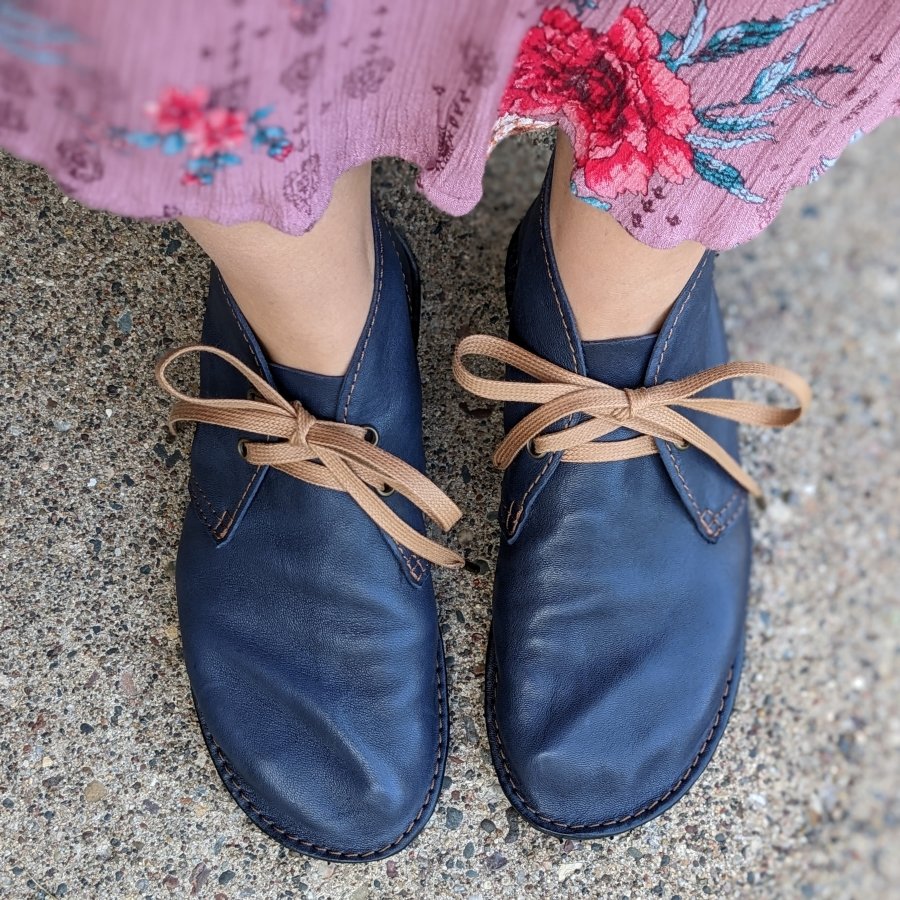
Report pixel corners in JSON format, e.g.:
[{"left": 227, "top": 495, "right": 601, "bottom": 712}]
[{"left": 0, "top": 0, "right": 897, "bottom": 249}]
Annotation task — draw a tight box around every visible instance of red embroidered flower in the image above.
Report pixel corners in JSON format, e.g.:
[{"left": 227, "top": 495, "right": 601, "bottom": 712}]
[
  {"left": 501, "top": 6, "right": 696, "bottom": 197},
  {"left": 145, "top": 87, "right": 208, "bottom": 135},
  {"left": 189, "top": 107, "right": 248, "bottom": 157}
]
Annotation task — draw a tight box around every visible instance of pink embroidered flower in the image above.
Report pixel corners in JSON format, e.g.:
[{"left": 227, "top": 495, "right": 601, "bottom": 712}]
[
  {"left": 501, "top": 6, "right": 697, "bottom": 197},
  {"left": 145, "top": 87, "right": 208, "bottom": 135},
  {"left": 269, "top": 140, "right": 294, "bottom": 161},
  {"left": 189, "top": 107, "right": 248, "bottom": 157}
]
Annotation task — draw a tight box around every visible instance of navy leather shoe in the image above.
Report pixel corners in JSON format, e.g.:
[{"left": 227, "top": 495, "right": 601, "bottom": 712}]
[
  {"left": 156, "top": 206, "right": 465, "bottom": 861},
  {"left": 454, "top": 169, "right": 809, "bottom": 838}
]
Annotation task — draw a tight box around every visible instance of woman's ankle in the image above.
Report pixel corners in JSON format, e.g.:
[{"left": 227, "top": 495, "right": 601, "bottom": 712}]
[
  {"left": 180, "top": 163, "right": 375, "bottom": 376},
  {"left": 549, "top": 131, "right": 706, "bottom": 342}
]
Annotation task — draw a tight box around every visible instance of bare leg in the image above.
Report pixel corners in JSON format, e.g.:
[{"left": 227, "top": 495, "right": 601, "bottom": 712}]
[
  {"left": 180, "top": 162, "right": 374, "bottom": 376},
  {"left": 549, "top": 132, "right": 706, "bottom": 341}
]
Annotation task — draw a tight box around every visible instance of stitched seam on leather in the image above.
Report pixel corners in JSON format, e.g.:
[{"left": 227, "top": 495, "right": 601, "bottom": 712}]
[
  {"left": 217, "top": 269, "right": 261, "bottom": 365},
  {"left": 664, "top": 443, "right": 714, "bottom": 536},
  {"left": 189, "top": 270, "right": 266, "bottom": 540},
  {"left": 509, "top": 198, "right": 577, "bottom": 537},
  {"left": 491, "top": 657, "right": 734, "bottom": 830},
  {"left": 508, "top": 454, "right": 553, "bottom": 535},
  {"left": 342, "top": 214, "right": 384, "bottom": 424},
  {"left": 396, "top": 543, "right": 426, "bottom": 583},
  {"left": 652, "top": 255, "right": 745, "bottom": 533},
  {"left": 202, "top": 655, "right": 445, "bottom": 859},
  {"left": 213, "top": 466, "right": 265, "bottom": 540},
  {"left": 384, "top": 225, "right": 427, "bottom": 580},
  {"left": 387, "top": 225, "right": 415, "bottom": 326},
  {"left": 712, "top": 486, "right": 742, "bottom": 520},
  {"left": 652, "top": 256, "right": 708, "bottom": 387},
  {"left": 539, "top": 190, "right": 578, "bottom": 373},
  {"left": 712, "top": 492, "right": 747, "bottom": 536},
  {"left": 188, "top": 476, "right": 227, "bottom": 533}
]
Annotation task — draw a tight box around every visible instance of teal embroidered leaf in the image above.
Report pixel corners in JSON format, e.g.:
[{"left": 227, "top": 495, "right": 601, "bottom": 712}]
[
  {"left": 125, "top": 132, "right": 161, "bottom": 149},
  {"left": 249, "top": 105, "right": 275, "bottom": 123},
  {"left": 742, "top": 43, "right": 805, "bottom": 103},
  {"left": 161, "top": 132, "right": 187, "bottom": 155},
  {"left": 688, "top": 132, "right": 775, "bottom": 150},
  {"left": 680, "top": 0, "right": 709, "bottom": 60},
  {"left": 695, "top": 0, "right": 836, "bottom": 64},
  {"left": 693, "top": 151, "right": 765, "bottom": 203}
]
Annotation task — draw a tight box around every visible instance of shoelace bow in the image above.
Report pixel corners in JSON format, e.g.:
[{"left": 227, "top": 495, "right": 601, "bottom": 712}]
[
  {"left": 453, "top": 334, "right": 811, "bottom": 496},
  {"left": 156, "top": 344, "right": 468, "bottom": 569}
]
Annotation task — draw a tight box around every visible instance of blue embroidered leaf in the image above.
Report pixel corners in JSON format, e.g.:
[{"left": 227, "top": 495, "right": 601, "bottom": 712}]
[
  {"left": 249, "top": 105, "right": 275, "bottom": 123},
  {"left": 0, "top": 2, "right": 80, "bottom": 64},
  {"left": 663, "top": 1, "right": 708, "bottom": 70},
  {"left": 185, "top": 157, "right": 213, "bottom": 174},
  {"left": 693, "top": 151, "right": 765, "bottom": 203},
  {"left": 698, "top": 111, "right": 771, "bottom": 133},
  {"left": 680, "top": 0, "right": 708, "bottom": 60},
  {"left": 161, "top": 132, "right": 187, "bottom": 155},
  {"left": 695, "top": 0, "right": 835, "bottom": 63},
  {"left": 124, "top": 132, "right": 161, "bottom": 149},
  {"left": 784, "top": 84, "right": 830, "bottom": 106},
  {"left": 786, "top": 63, "right": 852, "bottom": 83},
  {"left": 267, "top": 139, "right": 292, "bottom": 158},
  {"left": 261, "top": 125, "right": 286, "bottom": 140},
  {"left": 688, "top": 132, "right": 774, "bottom": 150},
  {"left": 659, "top": 30, "right": 679, "bottom": 59},
  {"left": 216, "top": 152, "right": 242, "bottom": 167},
  {"left": 697, "top": 99, "right": 793, "bottom": 133},
  {"left": 570, "top": 181, "right": 611, "bottom": 211},
  {"left": 742, "top": 42, "right": 804, "bottom": 103}
]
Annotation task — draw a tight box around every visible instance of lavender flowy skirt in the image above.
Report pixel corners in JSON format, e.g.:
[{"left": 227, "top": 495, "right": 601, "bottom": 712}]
[{"left": 0, "top": 0, "right": 897, "bottom": 249}]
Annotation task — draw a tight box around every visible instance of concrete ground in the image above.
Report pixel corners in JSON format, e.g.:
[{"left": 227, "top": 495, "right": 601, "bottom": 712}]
[{"left": 1, "top": 121, "right": 898, "bottom": 900}]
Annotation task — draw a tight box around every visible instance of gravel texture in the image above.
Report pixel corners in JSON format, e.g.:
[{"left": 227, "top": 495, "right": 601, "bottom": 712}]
[{"left": 1, "top": 121, "right": 898, "bottom": 899}]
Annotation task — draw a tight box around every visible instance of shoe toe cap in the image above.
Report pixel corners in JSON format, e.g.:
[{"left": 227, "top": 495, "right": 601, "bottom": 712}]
[
  {"left": 191, "top": 650, "right": 446, "bottom": 858},
  {"left": 490, "top": 643, "right": 740, "bottom": 834}
]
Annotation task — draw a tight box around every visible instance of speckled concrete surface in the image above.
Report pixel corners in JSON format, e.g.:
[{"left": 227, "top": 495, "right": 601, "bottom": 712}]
[{"left": 1, "top": 121, "right": 899, "bottom": 900}]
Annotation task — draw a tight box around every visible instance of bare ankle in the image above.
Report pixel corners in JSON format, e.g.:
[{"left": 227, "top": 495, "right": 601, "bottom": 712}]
[
  {"left": 181, "top": 163, "right": 374, "bottom": 376},
  {"left": 549, "top": 131, "right": 706, "bottom": 342}
]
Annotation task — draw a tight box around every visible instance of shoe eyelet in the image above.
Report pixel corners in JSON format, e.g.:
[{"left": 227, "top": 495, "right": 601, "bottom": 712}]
[
  {"left": 376, "top": 483, "right": 394, "bottom": 497},
  {"left": 246, "top": 388, "right": 260, "bottom": 401},
  {"left": 673, "top": 439, "right": 689, "bottom": 451},
  {"left": 237, "top": 438, "right": 250, "bottom": 460},
  {"left": 363, "top": 426, "right": 379, "bottom": 446},
  {"left": 527, "top": 438, "right": 547, "bottom": 459}
]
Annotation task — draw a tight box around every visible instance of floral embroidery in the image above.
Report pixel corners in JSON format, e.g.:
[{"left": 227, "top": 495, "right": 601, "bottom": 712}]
[
  {"left": 111, "top": 86, "right": 293, "bottom": 185},
  {"left": 0, "top": 59, "right": 33, "bottom": 96},
  {"left": 343, "top": 56, "right": 395, "bottom": 99},
  {"left": 56, "top": 137, "right": 104, "bottom": 182},
  {"left": 503, "top": 7, "right": 696, "bottom": 201},
  {"left": 283, "top": 153, "right": 321, "bottom": 216},
  {"left": 0, "top": 96, "right": 25, "bottom": 130},
  {"left": 284, "top": 0, "right": 329, "bottom": 36},
  {"left": 499, "top": 1, "right": 853, "bottom": 209}
]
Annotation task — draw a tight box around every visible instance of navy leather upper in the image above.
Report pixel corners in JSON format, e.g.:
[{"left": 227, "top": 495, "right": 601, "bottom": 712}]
[
  {"left": 175, "top": 207, "right": 447, "bottom": 860},
  {"left": 488, "top": 171, "right": 749, "bottom": 834}
]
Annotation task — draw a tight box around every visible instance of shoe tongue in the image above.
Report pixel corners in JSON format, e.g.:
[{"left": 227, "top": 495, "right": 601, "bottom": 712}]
[
  {"left": 269, "top": 362, "right": 344, "bottom": 420},
  {"left": 581, "top": 333, "right": 657, "bottom": 388}
]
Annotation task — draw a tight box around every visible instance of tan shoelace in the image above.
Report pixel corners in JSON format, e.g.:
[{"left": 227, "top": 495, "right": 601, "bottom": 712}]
[
  {"left": 156, "top": 344, "right": 468, "bottom": 569},
  {"left": 453, "top": 334, "right": 811, "bottom": 496}
]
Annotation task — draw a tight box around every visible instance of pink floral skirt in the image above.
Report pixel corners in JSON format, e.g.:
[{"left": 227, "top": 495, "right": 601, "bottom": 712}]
[{"left": 0, "top": 0, "right": 897, "bottom": 249}]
